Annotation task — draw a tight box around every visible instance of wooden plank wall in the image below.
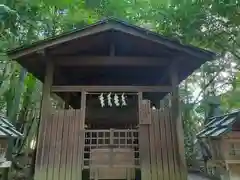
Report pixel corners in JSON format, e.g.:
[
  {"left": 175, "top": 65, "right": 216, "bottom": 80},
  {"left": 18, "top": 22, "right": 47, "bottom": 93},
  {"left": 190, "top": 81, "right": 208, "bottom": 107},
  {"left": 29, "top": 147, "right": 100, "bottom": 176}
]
[
  {"left": 139, "top": 98, "right": 186, "bottom": 180},
  {"left": 35, "top": 109, "right": 85, "bottom": 180}
]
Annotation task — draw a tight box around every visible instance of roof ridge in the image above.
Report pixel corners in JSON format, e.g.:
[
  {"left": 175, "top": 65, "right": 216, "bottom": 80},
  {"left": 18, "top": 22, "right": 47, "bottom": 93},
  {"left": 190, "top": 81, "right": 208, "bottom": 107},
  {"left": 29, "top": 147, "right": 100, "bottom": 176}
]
[{"left": 7, "top": 18, "right": 215, "bottom": 59}]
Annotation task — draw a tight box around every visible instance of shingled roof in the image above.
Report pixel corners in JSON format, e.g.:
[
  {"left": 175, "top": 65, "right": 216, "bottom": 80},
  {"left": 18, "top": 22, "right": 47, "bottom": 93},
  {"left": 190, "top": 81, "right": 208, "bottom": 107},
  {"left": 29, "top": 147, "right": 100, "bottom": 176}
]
[
  {"left": 197, "top": 110, "right": 240, "bottom": 138},
  {"left": 0, "top": 114, "right": 22, "bottom": 138}
]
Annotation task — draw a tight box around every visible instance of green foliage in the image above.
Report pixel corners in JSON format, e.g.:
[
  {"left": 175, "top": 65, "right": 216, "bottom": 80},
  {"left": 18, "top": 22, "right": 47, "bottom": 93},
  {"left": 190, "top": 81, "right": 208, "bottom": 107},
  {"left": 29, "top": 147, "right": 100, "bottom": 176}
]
[
  {"left": 221, "top": 71, "right": 240, "bottom": 110},
  {"left": 0, "top": 4, "right": 17, "bottom": 33},
  {"left": 0, "top": 0, "right": 240, "bottom": 178}
]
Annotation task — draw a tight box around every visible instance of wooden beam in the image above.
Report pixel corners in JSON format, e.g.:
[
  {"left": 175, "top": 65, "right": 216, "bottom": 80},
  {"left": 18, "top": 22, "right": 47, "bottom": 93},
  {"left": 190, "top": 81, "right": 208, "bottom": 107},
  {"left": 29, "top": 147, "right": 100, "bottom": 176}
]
[
  {"left": 53, "top": 56, "right": 169, "bottom": 66},
  {"left": 170, "top": 62, "right": 187, "bottom": 180},
  {"left": 51, "top": 85, "right": 172, "bottom": 92}
]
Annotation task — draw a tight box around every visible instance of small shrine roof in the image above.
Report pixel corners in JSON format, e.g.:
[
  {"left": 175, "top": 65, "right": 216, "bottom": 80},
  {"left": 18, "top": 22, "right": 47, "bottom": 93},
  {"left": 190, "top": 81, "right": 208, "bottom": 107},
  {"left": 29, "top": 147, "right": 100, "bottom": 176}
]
[
  {"left": 0, "top": 114, "right": 23, "bottom": 138},
  {"left": 197, "top": 110, "right": 240, "bottom": 138}
]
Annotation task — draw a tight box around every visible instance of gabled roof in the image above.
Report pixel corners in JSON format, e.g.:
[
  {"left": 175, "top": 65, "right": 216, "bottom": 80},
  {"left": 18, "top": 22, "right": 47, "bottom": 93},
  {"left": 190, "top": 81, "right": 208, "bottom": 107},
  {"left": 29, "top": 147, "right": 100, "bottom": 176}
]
[
  {"left": 7, "top": 18, "right": 215, "bottom": 107},
  {"left": 0, "top": 114, "right": 23, "bottom": 138},
  {"left": 197, "top": 110, "right": 240, "bottom": 138},
  {"left": 7, "top": 18, "right": 214, "bottom": 59}
]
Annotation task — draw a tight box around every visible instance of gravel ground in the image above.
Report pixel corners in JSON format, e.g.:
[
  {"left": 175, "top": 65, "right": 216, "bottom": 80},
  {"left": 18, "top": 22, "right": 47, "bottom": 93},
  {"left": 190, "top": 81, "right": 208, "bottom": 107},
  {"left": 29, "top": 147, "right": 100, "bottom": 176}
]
[{"left": 188, "top": 173, "right": 215, "bottom": 180}]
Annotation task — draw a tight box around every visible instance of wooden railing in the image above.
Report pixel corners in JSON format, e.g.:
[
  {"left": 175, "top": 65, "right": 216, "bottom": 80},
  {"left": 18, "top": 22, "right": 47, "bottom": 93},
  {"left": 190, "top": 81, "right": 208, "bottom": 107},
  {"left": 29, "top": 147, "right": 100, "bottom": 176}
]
[{"left": 84, "top": 129, "right": 139, "bottom": 169}]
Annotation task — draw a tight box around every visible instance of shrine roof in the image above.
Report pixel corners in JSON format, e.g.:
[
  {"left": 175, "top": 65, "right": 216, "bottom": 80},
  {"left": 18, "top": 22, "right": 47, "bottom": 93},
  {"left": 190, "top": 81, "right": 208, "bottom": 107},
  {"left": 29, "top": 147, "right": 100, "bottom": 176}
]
[
  {"left": 197, "top": 110, "right": 240, "bottom": 138},
  {"left": 0, "top": 114, "right": 23, "bottom": 138},
  {"left": 7, "top": 18, "right": 215, "bottom": 105}
]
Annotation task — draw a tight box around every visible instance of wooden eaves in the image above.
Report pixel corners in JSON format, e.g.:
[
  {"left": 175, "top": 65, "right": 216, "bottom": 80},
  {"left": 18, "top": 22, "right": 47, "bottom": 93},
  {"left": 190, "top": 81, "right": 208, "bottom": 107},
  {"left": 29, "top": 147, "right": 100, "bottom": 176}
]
[{"left": 7, "top": 18, "right": 216, "bottom": 107}]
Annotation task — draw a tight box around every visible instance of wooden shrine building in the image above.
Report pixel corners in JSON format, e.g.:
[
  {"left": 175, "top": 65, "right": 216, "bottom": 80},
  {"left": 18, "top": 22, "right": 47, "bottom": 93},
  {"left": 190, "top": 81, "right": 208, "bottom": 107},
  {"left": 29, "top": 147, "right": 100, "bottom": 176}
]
[
  {"left": 7, "top": 18, "right": 215, "bottom": 180},
  {"left": 0, "top": 114, "right": 22, "bottom": 168},
  {"left": 197, "top": 110, "right": 240, "bottom": 180}
]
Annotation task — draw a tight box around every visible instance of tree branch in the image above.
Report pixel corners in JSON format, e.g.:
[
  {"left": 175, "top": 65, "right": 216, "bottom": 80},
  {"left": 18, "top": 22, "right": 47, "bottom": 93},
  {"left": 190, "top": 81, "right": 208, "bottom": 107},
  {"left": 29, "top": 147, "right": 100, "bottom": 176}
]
[{"left": 192, "top": 65, "right": 226, "bottom": 105}]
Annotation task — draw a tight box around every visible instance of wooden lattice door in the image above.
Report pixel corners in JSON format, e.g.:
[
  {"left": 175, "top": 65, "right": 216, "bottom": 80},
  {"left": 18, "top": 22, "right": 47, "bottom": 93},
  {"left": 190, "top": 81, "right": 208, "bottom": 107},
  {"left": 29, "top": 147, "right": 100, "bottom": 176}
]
[{"left": 85, "top": 129, "right": 138, "bottom": 180}]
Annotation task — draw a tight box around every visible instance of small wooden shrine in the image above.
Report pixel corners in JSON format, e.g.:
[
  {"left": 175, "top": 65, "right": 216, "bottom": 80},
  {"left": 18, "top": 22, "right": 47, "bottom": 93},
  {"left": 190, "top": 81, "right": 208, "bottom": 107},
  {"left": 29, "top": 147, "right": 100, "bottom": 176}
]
[
  {"left": 8, "top": 18, "right": 215, "bottom": 180},
  {"left": 197, "top": 110, "right": 240, "bottom": 180},
  {"left": 0, "top": 114, "right": 22, "bottom": 168}
]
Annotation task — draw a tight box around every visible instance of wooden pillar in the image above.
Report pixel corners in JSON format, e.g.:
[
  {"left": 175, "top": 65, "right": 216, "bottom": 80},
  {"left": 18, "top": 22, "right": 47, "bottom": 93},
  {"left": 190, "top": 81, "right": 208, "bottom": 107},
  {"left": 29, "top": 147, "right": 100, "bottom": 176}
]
[
  {"left": 35, "top": 58, "right": 54, "bottom": 179},
  {"left": 170, "top": 63, "right": 187, "bottom": 180},
  {"left": 80, "top": 91, "right": 86, "bottom": 128},
  {"left": 138, "top": 93, "right": 152, "bottom": 180},
  {"left": 41, "top": 60, "right": 54, "bottom": 117},
  {"left": 79, "top": 91, "right": 86, "bottom": 180}
]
